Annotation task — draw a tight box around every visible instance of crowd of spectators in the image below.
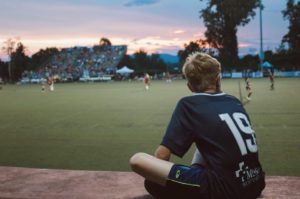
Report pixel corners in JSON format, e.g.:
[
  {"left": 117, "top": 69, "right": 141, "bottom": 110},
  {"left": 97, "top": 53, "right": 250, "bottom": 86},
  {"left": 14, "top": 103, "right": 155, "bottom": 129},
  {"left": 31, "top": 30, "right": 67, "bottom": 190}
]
[{"left": 21, "top": 45, "right": 127, "bottom": 83}]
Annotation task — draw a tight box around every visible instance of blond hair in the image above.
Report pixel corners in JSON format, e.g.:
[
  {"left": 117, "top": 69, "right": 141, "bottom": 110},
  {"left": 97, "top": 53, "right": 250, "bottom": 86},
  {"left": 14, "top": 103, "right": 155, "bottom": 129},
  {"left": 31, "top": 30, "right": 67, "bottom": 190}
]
[{"left": 182, "top": 52, "right": 221, "bottom": 92}]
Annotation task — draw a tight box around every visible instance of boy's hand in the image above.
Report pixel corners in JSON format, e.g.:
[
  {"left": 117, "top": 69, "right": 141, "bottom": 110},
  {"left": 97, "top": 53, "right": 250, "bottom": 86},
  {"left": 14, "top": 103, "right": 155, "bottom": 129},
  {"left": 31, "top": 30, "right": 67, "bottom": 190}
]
[{"left": 155, "top": 145, "right": 171, "bottom": 161}]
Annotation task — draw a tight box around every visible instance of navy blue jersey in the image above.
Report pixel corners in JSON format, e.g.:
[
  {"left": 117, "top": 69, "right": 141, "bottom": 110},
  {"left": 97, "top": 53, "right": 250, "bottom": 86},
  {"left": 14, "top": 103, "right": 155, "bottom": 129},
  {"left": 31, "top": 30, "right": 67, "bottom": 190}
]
[{"left": 161, "top": 92, "right": 265, "bottom": 199}]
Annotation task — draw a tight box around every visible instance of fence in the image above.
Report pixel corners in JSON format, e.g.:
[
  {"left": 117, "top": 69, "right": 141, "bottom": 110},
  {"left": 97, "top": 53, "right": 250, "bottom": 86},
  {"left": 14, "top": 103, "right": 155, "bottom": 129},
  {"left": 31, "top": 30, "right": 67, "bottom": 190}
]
[{"left": 222, "top": 71, "right": 300, "bottom": 78}]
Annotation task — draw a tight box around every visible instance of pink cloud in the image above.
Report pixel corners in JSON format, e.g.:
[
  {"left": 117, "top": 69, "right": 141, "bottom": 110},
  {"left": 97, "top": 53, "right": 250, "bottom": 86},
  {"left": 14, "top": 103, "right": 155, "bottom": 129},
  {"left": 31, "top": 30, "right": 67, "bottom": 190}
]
[{"left": 173, "top": 30, "right": 185, "bottom": 34}]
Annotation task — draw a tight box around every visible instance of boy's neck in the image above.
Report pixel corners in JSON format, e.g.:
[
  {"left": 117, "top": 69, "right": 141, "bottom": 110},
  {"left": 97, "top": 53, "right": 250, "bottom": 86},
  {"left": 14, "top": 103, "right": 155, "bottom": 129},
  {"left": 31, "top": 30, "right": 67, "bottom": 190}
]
[
  {"left": 204, "top": 88, "right": 217, "bottom": 93},
  {"left": 188, "top": 83, "right": 221, "bottom": 93},
  {"left": 203, "top": 85, "right": 219, "bottom": 93}
]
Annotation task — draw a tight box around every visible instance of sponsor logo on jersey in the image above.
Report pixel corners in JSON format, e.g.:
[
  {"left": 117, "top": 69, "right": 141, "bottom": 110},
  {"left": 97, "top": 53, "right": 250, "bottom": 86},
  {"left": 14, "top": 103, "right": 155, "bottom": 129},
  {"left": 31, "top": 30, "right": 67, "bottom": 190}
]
[{"left": 235, "top": 161, "right": 261, "bottom": 187}]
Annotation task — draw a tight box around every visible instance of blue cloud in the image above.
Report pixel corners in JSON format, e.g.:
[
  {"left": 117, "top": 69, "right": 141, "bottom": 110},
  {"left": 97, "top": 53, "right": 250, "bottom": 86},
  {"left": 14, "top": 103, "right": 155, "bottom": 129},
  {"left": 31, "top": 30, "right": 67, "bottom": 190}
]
[{"left": 124, "top": 0, "right": 160, "bottom": 7}]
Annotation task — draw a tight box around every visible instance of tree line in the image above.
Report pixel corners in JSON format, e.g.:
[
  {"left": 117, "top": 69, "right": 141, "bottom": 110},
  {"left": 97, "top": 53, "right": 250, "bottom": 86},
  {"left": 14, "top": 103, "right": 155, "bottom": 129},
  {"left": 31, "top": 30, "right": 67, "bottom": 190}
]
[
  {"left": 0, "top": 0, "right": 299, "bottom": 82},
  {"left": 117, "top": 49, "right": 169, "bottom": 76}
]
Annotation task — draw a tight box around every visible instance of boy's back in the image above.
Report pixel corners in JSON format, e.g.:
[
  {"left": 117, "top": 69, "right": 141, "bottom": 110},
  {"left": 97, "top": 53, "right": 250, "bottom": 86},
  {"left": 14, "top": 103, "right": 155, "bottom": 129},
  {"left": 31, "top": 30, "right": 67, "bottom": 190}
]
[{"left": 162, "top": 93, "right": 265, "bottom": 198}]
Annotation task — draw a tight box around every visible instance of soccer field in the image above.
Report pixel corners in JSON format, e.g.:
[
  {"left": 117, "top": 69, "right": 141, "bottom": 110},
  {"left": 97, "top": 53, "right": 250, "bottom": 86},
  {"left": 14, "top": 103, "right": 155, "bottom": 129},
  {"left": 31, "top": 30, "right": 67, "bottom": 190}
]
[{"left": 0, "top": 78, "right": 299, "bottom": 176}]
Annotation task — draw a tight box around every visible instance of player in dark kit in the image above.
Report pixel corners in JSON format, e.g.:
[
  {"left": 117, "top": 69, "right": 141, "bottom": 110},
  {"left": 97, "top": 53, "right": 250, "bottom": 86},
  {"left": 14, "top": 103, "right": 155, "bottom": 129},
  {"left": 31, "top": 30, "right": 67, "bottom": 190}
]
[
  {"left": 268, "top": 69, "right": 274, "bottom": 90},
  {"left": 245, "top": 77, "right": 253, "bottom": 101},
  {"left": 130, "top": 52, "right": 265, "bottom": 199}
]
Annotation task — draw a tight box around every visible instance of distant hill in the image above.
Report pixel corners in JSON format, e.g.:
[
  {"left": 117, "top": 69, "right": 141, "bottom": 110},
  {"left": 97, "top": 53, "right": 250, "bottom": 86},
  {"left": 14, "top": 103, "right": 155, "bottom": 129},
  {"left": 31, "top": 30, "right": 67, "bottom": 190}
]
[
  {"left": 129, "top": 53, "right": 179, "bottom": 64},
  {"left": 159, "top": 54, "right": 179, "bottom": 64}
]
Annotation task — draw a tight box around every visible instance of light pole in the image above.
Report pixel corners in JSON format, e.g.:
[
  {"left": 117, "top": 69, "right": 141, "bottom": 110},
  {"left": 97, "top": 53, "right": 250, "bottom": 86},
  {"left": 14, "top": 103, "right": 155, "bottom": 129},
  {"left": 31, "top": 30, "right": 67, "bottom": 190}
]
[{"left": 259, "top": 0, "right": 264, "bottom": 68}]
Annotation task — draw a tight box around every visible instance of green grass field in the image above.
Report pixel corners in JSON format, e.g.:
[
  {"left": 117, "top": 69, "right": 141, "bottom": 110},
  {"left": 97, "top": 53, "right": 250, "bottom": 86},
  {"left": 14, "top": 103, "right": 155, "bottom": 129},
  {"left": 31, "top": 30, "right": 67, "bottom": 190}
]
[{"left": 0, "top": 78, "right": 299, "bottom": 176}]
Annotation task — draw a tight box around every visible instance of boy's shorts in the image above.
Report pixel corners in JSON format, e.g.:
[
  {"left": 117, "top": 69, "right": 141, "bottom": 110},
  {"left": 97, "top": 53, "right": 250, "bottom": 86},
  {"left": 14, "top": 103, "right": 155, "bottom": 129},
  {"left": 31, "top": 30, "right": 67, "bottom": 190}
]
[
  {"left": 165, "top": 164, "right": 209, "bottom": 199},
  {"left": 167, "top": 164, "right": 203, "bottom": 187}
]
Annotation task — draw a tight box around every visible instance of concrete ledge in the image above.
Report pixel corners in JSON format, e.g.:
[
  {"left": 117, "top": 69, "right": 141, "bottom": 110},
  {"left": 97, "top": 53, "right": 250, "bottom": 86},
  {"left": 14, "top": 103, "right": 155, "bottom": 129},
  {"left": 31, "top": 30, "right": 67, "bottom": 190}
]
[{"left": 0, "top": 166, "right": 299, "bottom": 199}]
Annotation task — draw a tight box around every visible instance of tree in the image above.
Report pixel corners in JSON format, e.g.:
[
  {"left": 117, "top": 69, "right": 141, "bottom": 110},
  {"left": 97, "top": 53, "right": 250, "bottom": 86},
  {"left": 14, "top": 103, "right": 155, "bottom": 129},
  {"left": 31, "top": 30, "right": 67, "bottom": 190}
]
[
  {"left": 199, "top": 0, "right": 259, "bottom": 70},
  {"left": 10, "top": 42, "right": 30, "bottom": 81},
  {"left": 118, "top": 51, "right": 168, "bottom": 75},
  {"left": 282, "top": 0, "right": 300, "bottom": 65},
  {"left": 31, "top": 47, "right": 59, "bottom": 69},
  {"left": 1, "top": 37, "right": 19, "bottom": 81},
  {"left": 0, "top": 59, "right": 8, "bottom": 80},
  {"left": 99, "top": 37, "right": 112, "bottom": 46},
  {"left": 264, "top": 46, "right": 298, "bottom": 71},
  {"left": 132, "top": 49, "right": 149, "bottom": 73},
  {"left": 239, "top": 55, "right": 260, "bottom": 71},
  {"left": 117, "top": 54, "right": 133, "bottom": 68},
  {"left": 177, "top": 39, "right": 211, "bottom": 66},
  {"left": 93, "top": 37, "right": 112, "bottom": 52},
  {"left": 149, "top": 53, "right": 167, "bottom": 73}
]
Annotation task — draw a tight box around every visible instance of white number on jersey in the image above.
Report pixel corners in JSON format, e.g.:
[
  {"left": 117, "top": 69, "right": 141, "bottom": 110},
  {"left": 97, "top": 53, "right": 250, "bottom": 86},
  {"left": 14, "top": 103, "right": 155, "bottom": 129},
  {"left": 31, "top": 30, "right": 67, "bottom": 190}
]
[{"left": 219, "top": 113, "right": 258, "bottom": 156}]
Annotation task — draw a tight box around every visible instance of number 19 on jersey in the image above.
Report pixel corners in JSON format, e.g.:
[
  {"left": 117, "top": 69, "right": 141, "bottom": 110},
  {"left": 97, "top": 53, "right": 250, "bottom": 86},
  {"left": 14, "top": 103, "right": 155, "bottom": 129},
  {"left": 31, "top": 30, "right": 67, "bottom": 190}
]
[{"left": 219, "top": 113, "right": 258, "bottom": 156}]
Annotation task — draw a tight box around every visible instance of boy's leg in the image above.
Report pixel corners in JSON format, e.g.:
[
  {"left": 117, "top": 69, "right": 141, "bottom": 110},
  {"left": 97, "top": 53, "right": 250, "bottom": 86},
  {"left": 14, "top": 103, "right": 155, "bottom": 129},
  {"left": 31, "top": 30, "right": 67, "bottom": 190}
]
[
  {"left": 130, "top": 153, "right": 207, "bottom": 199},
  {"left": 130, "top": 152, "right": 174, "bottom": 186},
  {"left": 144, "top": 165, "right": 206, "bottom": 199}
]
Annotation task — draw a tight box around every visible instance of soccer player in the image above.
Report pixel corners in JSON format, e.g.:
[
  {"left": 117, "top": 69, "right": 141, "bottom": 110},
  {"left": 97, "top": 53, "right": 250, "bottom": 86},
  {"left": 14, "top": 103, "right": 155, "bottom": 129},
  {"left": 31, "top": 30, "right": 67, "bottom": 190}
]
[
  {"left": 165, "top": 71, "right": 172, "bottom": 83},
  {"left": 48, "top": 76, "right": 55, "bottom": 91},
  {"left": 268, "top": 69, "right": 274, "bottom": 90},
  {"left": 143, "top": 73, "right": 150, "bottom": 90},
  {"left": 130, "top": 52, "right": 265, "bottom": 199},
  {"left": 245, "top": 77, "right": 253, "bottom": 101}
]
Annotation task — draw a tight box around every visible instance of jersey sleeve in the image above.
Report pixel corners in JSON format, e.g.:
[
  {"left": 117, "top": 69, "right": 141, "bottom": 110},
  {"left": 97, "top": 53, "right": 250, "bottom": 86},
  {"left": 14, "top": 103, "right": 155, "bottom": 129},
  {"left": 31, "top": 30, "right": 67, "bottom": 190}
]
[{"left": 161, "top": 99, "right": 194, "bottom": 157}]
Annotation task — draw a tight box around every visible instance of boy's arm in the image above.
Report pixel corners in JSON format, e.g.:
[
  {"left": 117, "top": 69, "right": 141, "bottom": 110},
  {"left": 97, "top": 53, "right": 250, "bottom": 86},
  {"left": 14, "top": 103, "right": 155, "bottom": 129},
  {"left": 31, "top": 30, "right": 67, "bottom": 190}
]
[{"left": 155, "top": 145, "right": 171, "bottom": 161}]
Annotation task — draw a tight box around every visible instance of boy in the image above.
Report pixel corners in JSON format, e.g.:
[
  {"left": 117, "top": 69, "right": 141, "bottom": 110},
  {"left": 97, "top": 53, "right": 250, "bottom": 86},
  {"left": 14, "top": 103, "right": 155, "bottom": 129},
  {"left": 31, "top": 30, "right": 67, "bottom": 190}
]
[{"left": 130, "top": 52, "right": 265, "bottom": 199}]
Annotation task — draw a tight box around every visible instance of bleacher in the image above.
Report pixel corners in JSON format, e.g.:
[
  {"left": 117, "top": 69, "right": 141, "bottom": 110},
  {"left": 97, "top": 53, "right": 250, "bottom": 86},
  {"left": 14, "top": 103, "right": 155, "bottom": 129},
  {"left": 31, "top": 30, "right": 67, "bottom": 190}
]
[{"left": 21, "top": 45, "right": 127, "bottom": 83}]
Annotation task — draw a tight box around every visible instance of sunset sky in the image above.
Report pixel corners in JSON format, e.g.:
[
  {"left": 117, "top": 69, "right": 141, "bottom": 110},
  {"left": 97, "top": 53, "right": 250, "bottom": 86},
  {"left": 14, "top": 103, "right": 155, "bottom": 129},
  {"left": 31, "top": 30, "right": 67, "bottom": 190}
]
[{"left": 0, "top": 0, "right": 287, "bottom": 60}]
